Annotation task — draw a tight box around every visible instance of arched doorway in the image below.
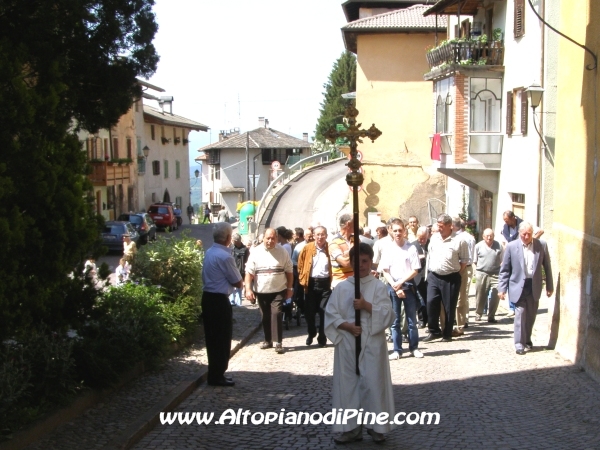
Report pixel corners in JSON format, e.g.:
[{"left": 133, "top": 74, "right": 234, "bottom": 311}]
[{"left": 163, "top": 189, "right": 171, "bottom": 203}]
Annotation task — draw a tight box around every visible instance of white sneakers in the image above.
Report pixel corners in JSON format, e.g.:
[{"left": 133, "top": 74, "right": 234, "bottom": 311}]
[
  {"left": 389, "top": 350, "right": 425, "bottom": 359},
  {"left": 411, "top": 349, "right": 424, "bottom": 358}
]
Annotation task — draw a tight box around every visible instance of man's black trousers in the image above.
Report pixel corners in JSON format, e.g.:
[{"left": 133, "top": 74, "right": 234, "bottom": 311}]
[{"left": 202, "top": 291, "right": 232, "bottom": 383}]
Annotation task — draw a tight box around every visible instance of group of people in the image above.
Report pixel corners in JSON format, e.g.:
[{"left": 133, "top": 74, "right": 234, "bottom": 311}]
[{"left": 201, "top": 211, "right": 553, "bottom": 443}]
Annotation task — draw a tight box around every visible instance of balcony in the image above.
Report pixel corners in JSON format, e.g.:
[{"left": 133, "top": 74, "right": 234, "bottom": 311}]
[
  {"left": 425, "top": 40, "right": 504, "bottom": 80},
  {"left": 89, "top": 160, "right": 131, "bottom": 186}
]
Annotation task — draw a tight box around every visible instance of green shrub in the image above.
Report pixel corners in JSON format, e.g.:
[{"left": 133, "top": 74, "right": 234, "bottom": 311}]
[
  {"left": 0, "top": 327, "right": 78, "bottom": 437},
  {"left": 73, "top": 283, "right": 169, "bottom": 388},
  {"left": 131, "top": 231, "right": 203, "bottom": 340}
]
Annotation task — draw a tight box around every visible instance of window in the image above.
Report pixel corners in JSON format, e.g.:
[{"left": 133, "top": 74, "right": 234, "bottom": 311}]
[
  {"left": 514, "top": 0, "right": 525, "bottom": 38},
  {"left": 175, "top": 196, "right": 182, "bottom": 208},
  {"left": 511, "top": 192, "right": 525, "bottom": 218},
  {"left": 136, "top": 138, "right": 142, "bottom": 157},
  {"left": 261, "top": 148, "right": 295, "bottom": 165},
  {"left": 470, "top": 78, "right": 503, "bottom": 154},
  {"left": 470, "top": 78, "right": 502, "bottom": 132},
  {"left": 126, "top": 138, "right": 132, "bottom": 159},
  {"left": 164, "top": 160, "right": 169, "bottom": 178},
  {"left": 104, "top": 138, "right": 109, "bottom": 159},
  {"left": 161, "top": 126, "right": 165, "bottom": 138},
  {"left": 506, "top": 88, "right": 528, "bottom": 136},
  {"left": 206, "top": 149, "right": 220, "bottom": 165},
  {"left": 92, "top": 138, "right": 99, "bottom": 159},
  {"left": 151, "top": 192, "right": 157, "bottom": 203},
  {"left": 175, "top": 160, "right": 181, "bottom": 179},
  {"left": 151, "top": 125, "right": 155, "bottom": 140},
  {"left": 113, "top": 137, "right": 119, "bottom": 159},
  {"left": 173, "top": 127, "right": 177, "bottom": 140},
  {"left": 152, "top": 160, "right": 160, "bottom": 175},
  {"left": 213, "top": 165, "right": 220, "bottom": 180},
  {"left": 435, "top": 78, "right": 452, "bottom": 134}
]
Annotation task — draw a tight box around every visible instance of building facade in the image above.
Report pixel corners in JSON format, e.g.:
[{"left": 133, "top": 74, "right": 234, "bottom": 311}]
[
  {"left": 340, "top": 1, "right": 448, "bottom": 225},
  {"left": 197, "top": 118, "right": 311, "bottom": 218},
  {"left": 423, "top": 0, "right": 600, "bottom": 381},
  {"left": 80, "top": 80, "right": 208, "bottom": 219}
]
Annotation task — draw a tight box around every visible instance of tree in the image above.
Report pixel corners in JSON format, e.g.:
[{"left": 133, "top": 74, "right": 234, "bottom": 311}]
[
  {"left": 314, "top": 51, "right": 357, "bottom": 142},
  {"left": 0, "top": 0, "right": 159, "bottom": 339}
]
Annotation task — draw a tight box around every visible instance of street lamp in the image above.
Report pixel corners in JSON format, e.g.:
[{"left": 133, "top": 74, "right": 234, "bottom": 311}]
[
  {"left": 142, "top": 145, "right": 150, "bottom": 159},
  {"left": 526, "top": 83, "right": 554, "bottom": 165},
  {"left": 525, "top": 83, "right": 544, "bottom": 110}
]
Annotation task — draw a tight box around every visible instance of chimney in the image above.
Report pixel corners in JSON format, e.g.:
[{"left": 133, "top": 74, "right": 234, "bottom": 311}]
[
  {"left": 303, "top": 133, "right": 308, "bottom": 142},
  {"left": 219, "top": 131, "right": 225, "bottom": 141},
  {"left": 258, "top": 117, "right": 265, "bottom": 128},
  {"left": 264, "top": 118, "right": 269, "bottom": 128}
]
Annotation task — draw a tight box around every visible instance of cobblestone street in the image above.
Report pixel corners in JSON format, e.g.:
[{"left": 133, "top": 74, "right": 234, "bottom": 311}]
[{"left": 135, "top": 296, "right": 600, "bottom": 450}]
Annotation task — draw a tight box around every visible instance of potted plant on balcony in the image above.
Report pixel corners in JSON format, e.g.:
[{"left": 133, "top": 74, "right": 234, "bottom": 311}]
[
  {"left": 174, "top": 137, "right": 181, "bottom": 145},
  {"left": 182, "top": 138, "right": 189, "bottom": 145},
  {"left": 161, "top": 137, "right": 170, "bottom": 145}
]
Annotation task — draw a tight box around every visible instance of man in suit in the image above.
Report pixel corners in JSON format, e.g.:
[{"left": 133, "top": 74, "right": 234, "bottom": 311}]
[{"left": 498, "top": 221, "right": 554, "bottom": 355}]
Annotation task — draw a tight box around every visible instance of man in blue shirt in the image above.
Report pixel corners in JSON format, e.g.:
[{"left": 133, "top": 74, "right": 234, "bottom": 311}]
[{"left": 202, "top": 222, "right": 243, "bottom": 387}]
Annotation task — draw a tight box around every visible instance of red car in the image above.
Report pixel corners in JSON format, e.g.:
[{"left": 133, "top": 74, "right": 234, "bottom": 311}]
[{"left": 147, "top": 203, "right": 178, "bottom": 231}]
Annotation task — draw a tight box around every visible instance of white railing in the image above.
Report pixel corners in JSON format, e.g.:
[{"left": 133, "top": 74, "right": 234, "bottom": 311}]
[{"left": 254, "top": 151, "right": 345, "bottom": 229}]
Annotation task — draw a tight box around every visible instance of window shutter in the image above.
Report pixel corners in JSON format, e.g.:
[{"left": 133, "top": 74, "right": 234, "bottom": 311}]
[
  {"left": 514, "top": 0, "right": 525, "bottom": 38},
  {"left": 521, "top": 91, "right": 528, "bottom": 135},
  {"left": 506, "top": 92, "right": 513, "bottom": 135}
]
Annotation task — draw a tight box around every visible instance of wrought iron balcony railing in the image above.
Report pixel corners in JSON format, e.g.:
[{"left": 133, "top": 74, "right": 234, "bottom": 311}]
[{"left": 426, "top": 40, "right": 504, "bottom": 69}]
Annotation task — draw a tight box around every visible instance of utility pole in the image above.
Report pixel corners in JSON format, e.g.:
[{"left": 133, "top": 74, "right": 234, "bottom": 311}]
[
  {"left": 246, "top": 132, "right": 250, "bottom": 202},
  {"left": 324, "top": 104, "right": 382, "bottom": 375}
]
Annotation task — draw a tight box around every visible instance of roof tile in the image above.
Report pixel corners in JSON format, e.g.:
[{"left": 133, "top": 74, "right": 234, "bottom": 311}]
[{"left": 343, "top": 4, "right": 447, "bottom": 30}]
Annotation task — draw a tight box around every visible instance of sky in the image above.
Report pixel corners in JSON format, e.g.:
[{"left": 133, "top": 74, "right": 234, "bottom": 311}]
[{"left": 145, "top": 0, "right": 349, "bottom": 172}]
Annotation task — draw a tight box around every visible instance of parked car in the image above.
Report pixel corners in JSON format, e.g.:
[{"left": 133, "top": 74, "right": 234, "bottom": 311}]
[
  {"left": 117, "top": 213, "right": 156, "bottom": 244},
  {"left": 147, "top": 203, "right": 178, "bottom": 231},
  {"left": 101, "top": 221, "right": 140, "bottom": 253},
  {"left": 155, "top": 202, "right": 183, "bottom": 227}
]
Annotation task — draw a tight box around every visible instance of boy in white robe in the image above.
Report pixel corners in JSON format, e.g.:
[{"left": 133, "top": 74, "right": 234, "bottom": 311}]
[{"left": 325, "top": 243, "right": 395, "bottom": 444}]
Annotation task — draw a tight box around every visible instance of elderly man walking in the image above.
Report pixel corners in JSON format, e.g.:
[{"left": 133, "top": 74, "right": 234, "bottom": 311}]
[
  {"left": 473, "top": 229, "right": 503, "bottom": 323},
  {"left": 298, "top": 226, "right": 332, "bottom": 347},
  {"left": 245, "top": 228, "right": 294, "bottom": 354},
  {"left": 498, "top": 222, "right": 553, "bottom": 355},
  {"left": 424, "top": 214, "right": 470, "bottom": 342},
  {"left": 453, "top": 217, "right": 475, "bottom": 336},
  {"left": 201, "top": 222, "right": 243, "bottom": 387}
]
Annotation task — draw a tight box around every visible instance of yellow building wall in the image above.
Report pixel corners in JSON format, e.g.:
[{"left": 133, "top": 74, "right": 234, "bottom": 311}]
[
  {"left": 355, "top": 33, "right": 445, "bottom": 224},
  {"left": 553, "top": 0, "right": 600, "bottom": 380}
]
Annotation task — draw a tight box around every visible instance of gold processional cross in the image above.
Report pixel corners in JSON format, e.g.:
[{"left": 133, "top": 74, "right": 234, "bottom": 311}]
[{"left": 324, "top": 104, "right": 382, "bottom": 375}]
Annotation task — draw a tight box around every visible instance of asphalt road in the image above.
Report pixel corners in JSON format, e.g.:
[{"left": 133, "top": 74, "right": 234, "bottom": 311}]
[{"left": 267, "top": 159, "right": 349, "bottom": 232}]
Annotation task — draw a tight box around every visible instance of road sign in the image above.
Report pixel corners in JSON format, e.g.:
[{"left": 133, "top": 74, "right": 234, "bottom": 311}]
[
  {"left": 248, "top": 174, "right": 260, "bottom": 188},
  {"left": 271, "top": 161, "right": 281, "bottom": 170}
]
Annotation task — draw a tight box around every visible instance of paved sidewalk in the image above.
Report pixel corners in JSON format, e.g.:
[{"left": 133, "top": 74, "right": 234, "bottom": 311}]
[
  {"left": 134, "top": 293, "right": 600, "bottom": 450},
  {"left": 25, "top": 302, "right": 261, "bottom": 450}
]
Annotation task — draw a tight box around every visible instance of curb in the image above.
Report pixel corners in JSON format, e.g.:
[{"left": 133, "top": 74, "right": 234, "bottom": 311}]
[{"left": 101, "top": 320, "right": 262, "bottom": 450}]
